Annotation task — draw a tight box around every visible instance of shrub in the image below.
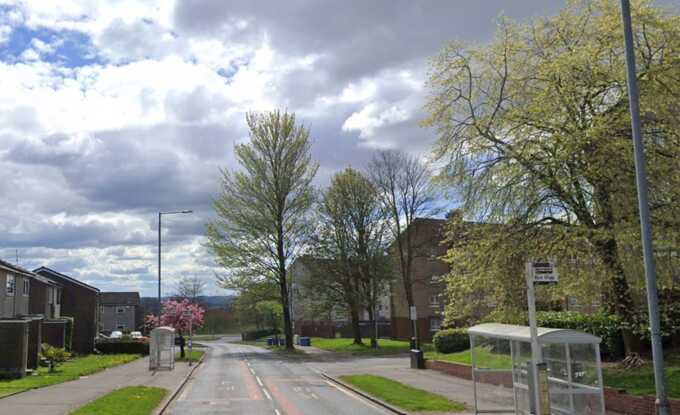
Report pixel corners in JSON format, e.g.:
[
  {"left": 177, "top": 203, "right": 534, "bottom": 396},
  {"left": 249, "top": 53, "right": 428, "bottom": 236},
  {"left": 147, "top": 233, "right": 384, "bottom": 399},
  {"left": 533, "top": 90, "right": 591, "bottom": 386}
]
[
  {"left": 96, "top": 340, "right": 149, "bottom": 355},
  {"left": 536, "top": 311, "right": 624, "bottom": 360},
  {"left": 433, "top": 328, "right": 469, "bottom": 354},
  {"left": 241, "top": 329, "right": 280, "bottom": 341},
  {"left": 41, "top": 343, "right": 71, "bottom": 372}
]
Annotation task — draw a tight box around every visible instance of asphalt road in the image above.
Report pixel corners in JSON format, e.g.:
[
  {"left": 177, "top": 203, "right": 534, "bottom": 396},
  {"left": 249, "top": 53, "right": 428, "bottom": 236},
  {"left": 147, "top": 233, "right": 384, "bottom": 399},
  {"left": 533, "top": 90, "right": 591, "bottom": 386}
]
[{"left": 165, "top": 336, "right": 390, "bottom": 415}]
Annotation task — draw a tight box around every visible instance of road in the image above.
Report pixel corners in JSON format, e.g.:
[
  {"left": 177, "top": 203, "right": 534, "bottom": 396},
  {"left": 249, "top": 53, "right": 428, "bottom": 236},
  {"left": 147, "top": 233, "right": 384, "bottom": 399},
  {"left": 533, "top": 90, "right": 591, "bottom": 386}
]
[{"left": 165, "top": 336, "right": 390, "bottom": 415}]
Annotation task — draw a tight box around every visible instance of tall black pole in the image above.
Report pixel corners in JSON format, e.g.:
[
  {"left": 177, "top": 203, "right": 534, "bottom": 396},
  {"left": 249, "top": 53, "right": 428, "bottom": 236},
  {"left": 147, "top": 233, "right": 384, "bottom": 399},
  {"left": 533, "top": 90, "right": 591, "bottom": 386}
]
[
  {"left": 620, "top": 1, "right": 669, "bottom": 413},
  {"left": 158, "top": 212, "right": 162, "bottom": 326}
]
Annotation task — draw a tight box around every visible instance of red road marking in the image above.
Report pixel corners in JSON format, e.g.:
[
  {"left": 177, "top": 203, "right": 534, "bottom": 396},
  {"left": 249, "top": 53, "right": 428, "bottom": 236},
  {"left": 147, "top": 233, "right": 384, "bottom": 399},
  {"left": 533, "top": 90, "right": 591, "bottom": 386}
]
[
  {"left": 264, "top": 378, "right": 305, "bottom": 415},
  {"left": 239, "top": 361, "right": 263, "bottom": 400}
]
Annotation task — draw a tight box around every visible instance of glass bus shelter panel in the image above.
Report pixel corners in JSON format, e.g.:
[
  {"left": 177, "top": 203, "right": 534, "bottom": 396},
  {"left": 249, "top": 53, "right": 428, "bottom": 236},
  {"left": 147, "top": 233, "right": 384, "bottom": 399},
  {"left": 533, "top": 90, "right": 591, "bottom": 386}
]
[
  {"left": 511, "top": 340, "right": 534, "bottom": 415},
  {"left": 469, "top": 334, "right": 516, "bottom": 414}
]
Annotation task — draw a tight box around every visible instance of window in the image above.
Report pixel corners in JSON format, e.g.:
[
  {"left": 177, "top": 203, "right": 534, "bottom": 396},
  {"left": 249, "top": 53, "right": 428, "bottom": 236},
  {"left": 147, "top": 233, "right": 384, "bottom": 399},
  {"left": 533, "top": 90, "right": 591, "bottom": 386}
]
[
  {"left": 117, "top": 307, "right": 125, "bottom": 313},
  {"left": 6, "top": 274, "right": 15, "bottom": 296},
  {"left": 23, "top": 278, "right": 30, "bottom": 296},
  {"left": 56, "top": 289, "right": 61, "bottom": 305},
  {"left": 429, "top": 294, "right": 440, "bottom": 306},
  {"left": 430, "top": 317, "right": 442, "bottom": 332}
]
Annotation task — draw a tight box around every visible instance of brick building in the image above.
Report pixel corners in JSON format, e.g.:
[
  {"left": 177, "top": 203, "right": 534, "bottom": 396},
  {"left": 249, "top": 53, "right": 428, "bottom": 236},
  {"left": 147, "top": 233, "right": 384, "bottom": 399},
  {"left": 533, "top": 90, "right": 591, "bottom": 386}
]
[
  {"left": 34, "top": 267, "right": 100, "bottom": 355},
  {"left": 99, "top": 292, "right": 142, "bottom": 332},
  {"left": 390, "top": 218, "right": 449, "bottom": 342}
]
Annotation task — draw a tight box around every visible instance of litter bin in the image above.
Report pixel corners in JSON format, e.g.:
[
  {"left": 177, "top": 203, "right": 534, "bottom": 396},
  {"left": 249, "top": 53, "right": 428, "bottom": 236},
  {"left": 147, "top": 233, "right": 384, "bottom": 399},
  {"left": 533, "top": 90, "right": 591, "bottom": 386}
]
[
  {"left": 267, "top": 338, "right": 274, "bottom": 346},
  {"left": 300, "top": 337, "right": 310, "bottom": 347},
  {"left": 410, "top": 349, "right": 425, "bottom": 369}
]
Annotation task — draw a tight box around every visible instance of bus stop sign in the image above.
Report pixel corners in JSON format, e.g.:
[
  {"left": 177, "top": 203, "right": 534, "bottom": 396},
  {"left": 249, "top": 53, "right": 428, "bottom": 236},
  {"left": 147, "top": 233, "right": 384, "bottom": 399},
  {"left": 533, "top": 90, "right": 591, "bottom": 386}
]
[{"left": 529, "top": 260, "right": 558, "bottom": 284}]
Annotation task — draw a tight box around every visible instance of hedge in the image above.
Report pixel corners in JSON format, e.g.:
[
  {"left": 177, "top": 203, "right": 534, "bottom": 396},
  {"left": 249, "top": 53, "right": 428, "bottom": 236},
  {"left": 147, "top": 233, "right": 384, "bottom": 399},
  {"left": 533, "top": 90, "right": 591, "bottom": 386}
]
[
  {"left": 536, "top": 311, "right": 624, "bottom": 360},
  {"left": 433, "top": 328, "right": 469, "bottom": 354},
  {"left": 241, "top": 329, "right": 279, "bottom": 341},
  {"left": 96, "top": 340, "right": 149, "bottom": 355}
]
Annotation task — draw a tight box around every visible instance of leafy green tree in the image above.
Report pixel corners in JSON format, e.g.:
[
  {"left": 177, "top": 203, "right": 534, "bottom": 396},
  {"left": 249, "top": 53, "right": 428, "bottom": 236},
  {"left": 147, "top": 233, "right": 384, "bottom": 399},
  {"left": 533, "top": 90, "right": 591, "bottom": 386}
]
[
  {"left": 207, "top": 110, "right": 318, "bottom": 349},
  {"left": 307, "top": 168, "right": 392, "bottom": 347},
  {"left": 424, "top": 0, "right": 680, "bottom": 352},
  {"left": 41, "top": 343, "right": 70, "bottom": 373}
]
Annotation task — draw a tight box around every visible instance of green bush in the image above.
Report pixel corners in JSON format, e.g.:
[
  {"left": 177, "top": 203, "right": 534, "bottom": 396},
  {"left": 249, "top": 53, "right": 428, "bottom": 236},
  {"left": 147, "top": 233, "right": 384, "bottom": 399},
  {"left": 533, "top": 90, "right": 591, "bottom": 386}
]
[
  {"left": 41, "top": 343, "right": 71, "bottom": 372},
  {"left": 241, "top": 329, "right": 279, "bottom": 341},
  {"left": 433, "top": 328, "right": 469, "bottom": 354},
  {"left": 96, "top": 340, "right": 149, "bottom": 355},
  {"left": 536, "top": 311, "right": 624, "bottom": 359}
]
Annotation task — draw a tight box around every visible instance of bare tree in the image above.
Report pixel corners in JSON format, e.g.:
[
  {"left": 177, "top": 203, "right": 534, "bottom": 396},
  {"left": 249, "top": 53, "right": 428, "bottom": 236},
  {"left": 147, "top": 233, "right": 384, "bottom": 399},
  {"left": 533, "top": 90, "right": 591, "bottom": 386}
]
[
  {"left": 175, "top": 276, "right": 206, "bottom": 303},
  {"left": 369, "top": 150, "right": 437, "bottom": 346}
]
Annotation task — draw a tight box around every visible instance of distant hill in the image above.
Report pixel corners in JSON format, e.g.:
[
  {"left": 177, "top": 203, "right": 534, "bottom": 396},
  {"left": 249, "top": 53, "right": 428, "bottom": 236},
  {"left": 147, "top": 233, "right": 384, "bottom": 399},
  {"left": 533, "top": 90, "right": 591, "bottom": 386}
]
[{"left": 141, "top": 295, "right": 236, "bottom": 314}]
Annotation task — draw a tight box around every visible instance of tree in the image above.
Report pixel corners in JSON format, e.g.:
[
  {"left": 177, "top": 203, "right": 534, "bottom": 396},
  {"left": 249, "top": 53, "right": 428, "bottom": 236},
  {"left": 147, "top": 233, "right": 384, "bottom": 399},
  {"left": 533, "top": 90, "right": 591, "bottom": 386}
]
[
  {"left": 175, "top": 276, "right": 206, "bottom": 303},
  {"left": 145, "top": 299, "right": 205, "bottom": 333},
  {"left": 424, "top": 0, "right": 680, "bottom": 352},
  {"left": 369, "top": 150, "right": 437, "bottom": 346},
  {"left": 307, "top": 168, "right": 392, "bottom": 347},
  {"left": 207, "top": 110, "right": 319, "bottom": 350}
]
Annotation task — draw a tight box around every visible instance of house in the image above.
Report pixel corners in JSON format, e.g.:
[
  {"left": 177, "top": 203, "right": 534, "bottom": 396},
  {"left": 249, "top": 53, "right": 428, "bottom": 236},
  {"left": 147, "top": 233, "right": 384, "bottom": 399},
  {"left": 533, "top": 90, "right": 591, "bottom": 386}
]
[
  {"left": 34, "top": 267, "right": 100, "bottom": 355},
  {"left": 0, "top": 259, "right": 34, "bottom": 318},
  {"left": 389, "top": 218, "right": 449, "bottom": 342},
  {"left": 99, "top": 292, "right": 142, "bottom": 333},
  {"left": 29, "top": 273, "right": 62, "bottom": 319},
  {"left": 289, "top": 256, "right": 391, "bottom": 338}
]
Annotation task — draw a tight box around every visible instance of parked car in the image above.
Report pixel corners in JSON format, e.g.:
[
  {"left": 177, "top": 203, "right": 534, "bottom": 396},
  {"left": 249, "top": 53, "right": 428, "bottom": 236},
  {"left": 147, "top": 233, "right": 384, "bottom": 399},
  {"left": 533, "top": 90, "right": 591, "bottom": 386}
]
[
  {"left": 130, "top": 331, "right": 143, "bottom": 339},
  {"left": 110, "top": 330, "right": 123, "bottom": 339}
]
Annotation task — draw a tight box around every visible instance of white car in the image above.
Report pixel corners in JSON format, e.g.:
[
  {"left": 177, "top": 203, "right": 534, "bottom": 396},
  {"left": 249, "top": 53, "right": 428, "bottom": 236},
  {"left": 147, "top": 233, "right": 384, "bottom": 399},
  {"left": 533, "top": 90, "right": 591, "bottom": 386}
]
[
  {"left": 130, "top": 331, "right": 143, "bottom": 339},
  {"left": 110, "top": 330, "right": 123, "bottom": 339}
]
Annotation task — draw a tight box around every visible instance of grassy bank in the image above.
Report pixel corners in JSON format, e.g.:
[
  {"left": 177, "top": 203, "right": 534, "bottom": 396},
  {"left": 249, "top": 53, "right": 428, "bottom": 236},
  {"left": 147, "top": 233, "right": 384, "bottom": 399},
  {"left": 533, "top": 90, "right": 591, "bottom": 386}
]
[
  {"left": 175, "top": 349, "right": 205, "bottom": 362},
  {"left": 311, "top": 337, "right": 429, "bottom": 356},
  {"left": 340, "top": 374, "right": 466, "bottom": 412},
  {"left": 0, "top": 354, "right": 141, "bottom": 398},
  {"left": 69, "top": 386, "right": 166, "bottom": 415}
]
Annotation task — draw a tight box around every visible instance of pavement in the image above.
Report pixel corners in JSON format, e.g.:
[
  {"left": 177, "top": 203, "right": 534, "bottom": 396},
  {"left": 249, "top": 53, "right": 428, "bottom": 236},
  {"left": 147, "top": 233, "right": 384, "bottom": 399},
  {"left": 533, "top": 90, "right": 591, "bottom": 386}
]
[
  {"left": 164, "top": 336, "right": 391, "bottom": 415},
  {"left": 0, "top": 355, "right": 194, "bottom": 415}
]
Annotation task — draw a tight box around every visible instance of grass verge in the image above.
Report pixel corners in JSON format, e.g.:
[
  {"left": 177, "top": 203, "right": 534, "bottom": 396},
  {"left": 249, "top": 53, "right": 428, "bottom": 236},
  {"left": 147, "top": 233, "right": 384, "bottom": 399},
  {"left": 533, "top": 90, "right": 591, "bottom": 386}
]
[
  {"left": 0, "top": 354, "right": 141, "bottom": 398},
  {"left": 424, "top": 346, "right": 512, "bottom": 370},
  {"left": 175, "top": 349, "right": 205, "bottom": 362},
  {"left": 311, "top": 337, "right": 432, "bottom": 356},
  {"left": 69, "top": 386, "right": 167, "bottom": 415},
  {"left": 340, "top": 374, "right": 466, "bottom": 412}
]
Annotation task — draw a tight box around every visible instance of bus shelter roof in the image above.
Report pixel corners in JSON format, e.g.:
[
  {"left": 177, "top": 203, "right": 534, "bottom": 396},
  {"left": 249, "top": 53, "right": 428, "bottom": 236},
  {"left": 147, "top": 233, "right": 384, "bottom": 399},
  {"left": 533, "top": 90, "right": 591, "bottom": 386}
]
[{"left": 468, "top": 323, "right": 601, "bottom": 344}]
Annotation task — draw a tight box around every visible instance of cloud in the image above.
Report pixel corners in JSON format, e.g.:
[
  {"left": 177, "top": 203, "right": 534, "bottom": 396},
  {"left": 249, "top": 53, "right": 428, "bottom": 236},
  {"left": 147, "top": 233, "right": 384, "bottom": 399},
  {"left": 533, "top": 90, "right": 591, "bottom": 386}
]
[{"left": 0, "top": 0, "right": 626, "bottom": 295}]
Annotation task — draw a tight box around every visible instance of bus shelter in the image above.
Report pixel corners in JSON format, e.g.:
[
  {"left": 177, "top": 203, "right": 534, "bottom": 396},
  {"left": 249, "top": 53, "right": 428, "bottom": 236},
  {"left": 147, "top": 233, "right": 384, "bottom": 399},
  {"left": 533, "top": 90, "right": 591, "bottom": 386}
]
[
  {"left": 468, "top": 323, "right": 605, "bottom": 415},
  {"left": 149, "top": 326, "right": 175, "bottom": 371}
]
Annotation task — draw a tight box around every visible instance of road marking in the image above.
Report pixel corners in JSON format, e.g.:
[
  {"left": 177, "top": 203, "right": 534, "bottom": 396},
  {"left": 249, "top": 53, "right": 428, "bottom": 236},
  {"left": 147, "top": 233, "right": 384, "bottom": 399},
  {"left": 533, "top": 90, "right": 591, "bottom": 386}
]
[
  {"left": 274, "top": 410, "right": 281, "bottom": 415},
  {"left": 249, "top": 368, "right": 256, "bottom": 375},
  {"left": 311, "top": 393, "right": 319, "bottom": 400},
  {"left": 263, "top": 388, "right": 272, "bottom": 400},
  {"left": 324, "top": 380, "right": 388, "bottom": 413},
  {"left": 256, "top": 376, "right": 263, "bottom": 386}
]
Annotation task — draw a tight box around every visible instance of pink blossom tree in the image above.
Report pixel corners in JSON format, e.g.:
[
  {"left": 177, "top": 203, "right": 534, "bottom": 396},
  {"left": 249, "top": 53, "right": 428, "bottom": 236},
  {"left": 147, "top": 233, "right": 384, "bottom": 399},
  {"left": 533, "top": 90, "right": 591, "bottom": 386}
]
[{"left": 144, "top": 299, "right": 205, "bottom": 333}]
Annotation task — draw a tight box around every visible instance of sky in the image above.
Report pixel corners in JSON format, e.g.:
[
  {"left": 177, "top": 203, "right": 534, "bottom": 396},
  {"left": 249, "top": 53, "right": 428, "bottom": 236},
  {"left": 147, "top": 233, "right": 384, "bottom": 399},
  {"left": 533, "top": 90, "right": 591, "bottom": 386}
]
[{"left": 0, "top": 1, "right": 674, "bottom": 297}]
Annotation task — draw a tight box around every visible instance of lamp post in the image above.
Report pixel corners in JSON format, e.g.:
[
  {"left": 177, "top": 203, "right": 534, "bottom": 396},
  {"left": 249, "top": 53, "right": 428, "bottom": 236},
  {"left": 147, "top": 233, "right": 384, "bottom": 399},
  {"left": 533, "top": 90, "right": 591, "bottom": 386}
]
[
  {"left": 158, "top": 210, "right": 193, "bottom": 326},
  {"left": 619, "top": 1, "right": 669, "bottom": 413}
]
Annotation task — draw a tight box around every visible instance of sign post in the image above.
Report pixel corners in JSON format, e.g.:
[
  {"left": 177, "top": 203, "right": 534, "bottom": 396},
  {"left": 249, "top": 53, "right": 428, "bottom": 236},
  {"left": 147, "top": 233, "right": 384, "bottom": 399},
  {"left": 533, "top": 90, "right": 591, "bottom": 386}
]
[
  {"left": 526, "top": 260, "right": 558, "bottom": 415},
  {"left": 409, "top": 305, "right": 418, "bottom": 350}
]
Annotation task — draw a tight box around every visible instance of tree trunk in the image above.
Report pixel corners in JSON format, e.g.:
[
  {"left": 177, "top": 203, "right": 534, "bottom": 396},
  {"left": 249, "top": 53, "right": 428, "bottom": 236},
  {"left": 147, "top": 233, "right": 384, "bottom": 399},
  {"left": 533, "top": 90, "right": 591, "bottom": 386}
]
[
  {"left": 367, "top": 306, "right": 378, "bottom": 348},
  {"left": 350, "top": 304, "right": 363, "bottom": 345},
  {"left": 595, "top": 236, "right": 639, "bottom": 354}
]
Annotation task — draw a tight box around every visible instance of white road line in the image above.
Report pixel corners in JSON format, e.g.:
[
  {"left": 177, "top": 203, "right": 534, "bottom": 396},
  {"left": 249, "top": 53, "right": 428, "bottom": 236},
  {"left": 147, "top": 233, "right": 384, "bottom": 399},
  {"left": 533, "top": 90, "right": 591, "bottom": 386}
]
[
  {"left": 256, "top": 376, "right": 263, "bottom": 386},
  {"left": 324, "top": 380, "right": 390, "bottom": 414},
  {"left": 249, "top": 368, "right": 256, "bottom": 375},
  {"left": 274, "top": 410, "right": 281, "bottom": 415},
  {"left": 263, "top": 388, "right": 272, "bottom": 401}
]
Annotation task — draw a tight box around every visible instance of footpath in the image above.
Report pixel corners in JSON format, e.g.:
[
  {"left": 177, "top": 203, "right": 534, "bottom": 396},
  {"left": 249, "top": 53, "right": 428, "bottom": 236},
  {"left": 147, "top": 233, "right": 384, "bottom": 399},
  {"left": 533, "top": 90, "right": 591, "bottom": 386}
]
[{"left": 0, "top": 356, "right": 195, "bottom": 415}]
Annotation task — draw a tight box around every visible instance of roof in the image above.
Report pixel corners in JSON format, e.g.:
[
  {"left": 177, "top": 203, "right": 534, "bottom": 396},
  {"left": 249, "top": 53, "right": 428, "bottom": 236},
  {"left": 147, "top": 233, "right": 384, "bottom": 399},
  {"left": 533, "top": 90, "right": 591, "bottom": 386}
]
[
  {"left": 31, "top": 273, "right": 62, "bottom": 287},
  {"left": 468, "top": 323, "right": 601, "bottom": 345},
  {"left": 0, "top": 258, "right": 37, "bottom": 278},
  {"left": 100, "top": 292, "right": 141, "bottom": 306},
  {"left": 33, "top": 267, "right": 100, "bottom": 293}
]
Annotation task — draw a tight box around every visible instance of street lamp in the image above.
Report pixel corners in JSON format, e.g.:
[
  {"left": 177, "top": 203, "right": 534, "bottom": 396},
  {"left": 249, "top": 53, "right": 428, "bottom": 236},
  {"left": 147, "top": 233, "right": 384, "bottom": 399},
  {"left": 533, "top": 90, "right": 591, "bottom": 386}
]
[
  {"left": 157, "top": 210, "right": 193, "bottom": 326},
  {"left": 619, "top": 1, "right": 669, "bottom": 413}
]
